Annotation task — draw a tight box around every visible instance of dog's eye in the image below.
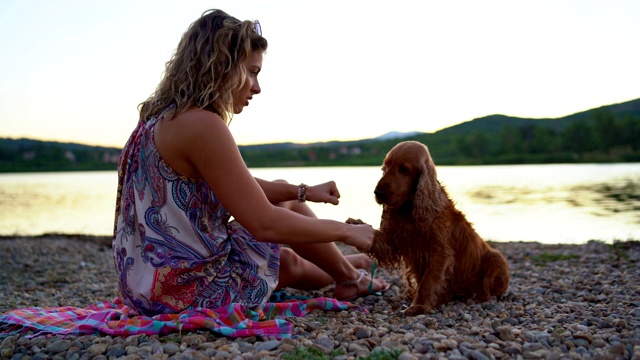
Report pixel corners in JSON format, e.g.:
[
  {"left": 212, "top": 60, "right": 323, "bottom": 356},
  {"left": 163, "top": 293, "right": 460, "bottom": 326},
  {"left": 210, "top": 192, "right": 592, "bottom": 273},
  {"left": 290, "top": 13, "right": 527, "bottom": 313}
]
[{"left": 398, "top": 165, "right": 410, "bottom": 175}]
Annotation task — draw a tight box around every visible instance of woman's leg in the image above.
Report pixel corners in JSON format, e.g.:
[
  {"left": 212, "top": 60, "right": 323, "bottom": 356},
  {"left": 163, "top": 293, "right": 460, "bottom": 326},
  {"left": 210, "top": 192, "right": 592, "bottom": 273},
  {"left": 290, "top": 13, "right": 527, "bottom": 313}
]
[{"left": 274, "top": 196, "right": 388, "bottom": 298}]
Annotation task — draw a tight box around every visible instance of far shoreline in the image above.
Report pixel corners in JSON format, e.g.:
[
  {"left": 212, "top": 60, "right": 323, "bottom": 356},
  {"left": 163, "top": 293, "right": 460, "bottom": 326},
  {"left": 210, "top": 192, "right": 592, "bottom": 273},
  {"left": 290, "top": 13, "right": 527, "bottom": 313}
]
[
  {"left": 1, "top": 232, "right": 638, "bottom": 247},
  {"left": 0, "top": 233, "right": 113, "bottom": 248}
]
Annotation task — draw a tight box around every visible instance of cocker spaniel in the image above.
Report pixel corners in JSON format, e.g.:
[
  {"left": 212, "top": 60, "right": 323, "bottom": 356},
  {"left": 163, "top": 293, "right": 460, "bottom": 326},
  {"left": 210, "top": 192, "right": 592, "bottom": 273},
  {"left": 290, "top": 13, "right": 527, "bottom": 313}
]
[{"left": 349, "top": 140, "right": 509, "bottom": 315}]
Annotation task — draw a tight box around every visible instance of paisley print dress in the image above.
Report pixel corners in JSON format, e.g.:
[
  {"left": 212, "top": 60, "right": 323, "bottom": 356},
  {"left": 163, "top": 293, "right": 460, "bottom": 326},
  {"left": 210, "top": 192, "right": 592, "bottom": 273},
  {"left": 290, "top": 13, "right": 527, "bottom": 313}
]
[{"left": 113, "top": 107, "right": 280, "bottom": 315}]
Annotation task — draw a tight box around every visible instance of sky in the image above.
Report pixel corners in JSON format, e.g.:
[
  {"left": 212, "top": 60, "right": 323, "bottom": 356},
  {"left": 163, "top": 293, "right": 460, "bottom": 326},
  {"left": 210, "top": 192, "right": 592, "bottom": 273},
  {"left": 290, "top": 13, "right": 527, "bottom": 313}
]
[{"left": 1, "top": 0, "right": 639, "bottom": 148}]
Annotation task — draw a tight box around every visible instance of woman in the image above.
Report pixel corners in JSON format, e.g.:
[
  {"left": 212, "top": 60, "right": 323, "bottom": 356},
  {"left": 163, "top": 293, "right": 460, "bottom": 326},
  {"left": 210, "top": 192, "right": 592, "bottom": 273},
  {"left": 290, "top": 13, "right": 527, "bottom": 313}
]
[{"left": 112, "top": 9, "right": 388, "bottom": 315}]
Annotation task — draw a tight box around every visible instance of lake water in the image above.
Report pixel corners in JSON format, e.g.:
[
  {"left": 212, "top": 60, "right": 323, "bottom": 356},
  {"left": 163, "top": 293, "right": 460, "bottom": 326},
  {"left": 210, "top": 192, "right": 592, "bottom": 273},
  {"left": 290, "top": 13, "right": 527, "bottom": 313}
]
[{"left": 0, "top": 163, "right": 638, "bottom": 244}]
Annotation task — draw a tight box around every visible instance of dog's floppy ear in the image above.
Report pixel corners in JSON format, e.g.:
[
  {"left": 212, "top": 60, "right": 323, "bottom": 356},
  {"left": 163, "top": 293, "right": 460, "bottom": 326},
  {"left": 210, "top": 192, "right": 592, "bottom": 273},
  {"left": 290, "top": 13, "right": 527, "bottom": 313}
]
[{"left": 412, "top": 146, "right": 444, "bottom": 227}]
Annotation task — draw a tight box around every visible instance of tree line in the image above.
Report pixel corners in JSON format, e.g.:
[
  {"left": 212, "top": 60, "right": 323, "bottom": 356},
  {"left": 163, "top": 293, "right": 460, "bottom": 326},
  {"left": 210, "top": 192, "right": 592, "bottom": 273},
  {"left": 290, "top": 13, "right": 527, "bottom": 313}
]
[
  {"left": 0, "top": 139, "right": 120, "bottom": 172},
  {"left": 453, "top": 108, "right": 640, "bottom": 164},
  {"left": 2, "top": 101, "right": 639, "bottom": 172}
]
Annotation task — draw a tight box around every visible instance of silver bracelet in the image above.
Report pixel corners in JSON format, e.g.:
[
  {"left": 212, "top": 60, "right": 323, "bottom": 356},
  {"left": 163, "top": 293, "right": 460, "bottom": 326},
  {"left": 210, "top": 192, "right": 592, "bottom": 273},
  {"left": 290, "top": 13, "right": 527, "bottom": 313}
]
[{"left": 297, "top": 183, "right": 308, "bottom": 203}]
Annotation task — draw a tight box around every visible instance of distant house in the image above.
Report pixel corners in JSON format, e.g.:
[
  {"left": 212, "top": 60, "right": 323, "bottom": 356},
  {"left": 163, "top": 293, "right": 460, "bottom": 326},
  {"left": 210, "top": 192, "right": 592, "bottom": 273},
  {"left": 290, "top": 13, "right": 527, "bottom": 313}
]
[
  {"left": 22, "top": 151, "right": 36, "bottom": 160},
  {"left": 64, "top": 150, "right": 76, "bottom": 162},
  {"left": 102, "top": 152, "right": 120, "bottom": 163}
]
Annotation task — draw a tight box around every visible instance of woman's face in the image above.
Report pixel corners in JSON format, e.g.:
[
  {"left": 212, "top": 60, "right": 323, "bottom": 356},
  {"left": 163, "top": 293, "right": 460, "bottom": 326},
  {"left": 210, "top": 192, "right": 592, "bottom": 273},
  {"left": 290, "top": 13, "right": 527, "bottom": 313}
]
[{"left": 233, "top": 51, "right": 263, "bottom": 114}]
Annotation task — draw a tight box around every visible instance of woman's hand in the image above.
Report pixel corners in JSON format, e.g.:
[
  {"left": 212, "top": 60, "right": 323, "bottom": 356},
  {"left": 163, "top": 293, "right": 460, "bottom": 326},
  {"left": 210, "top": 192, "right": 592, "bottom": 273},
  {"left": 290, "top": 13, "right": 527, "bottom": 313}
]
[
  {"left": 347, "top": 223, "right": 375, "bottom": 252},
  {"left": 306, "top": 181, "right": 341, "bottom": 205}
]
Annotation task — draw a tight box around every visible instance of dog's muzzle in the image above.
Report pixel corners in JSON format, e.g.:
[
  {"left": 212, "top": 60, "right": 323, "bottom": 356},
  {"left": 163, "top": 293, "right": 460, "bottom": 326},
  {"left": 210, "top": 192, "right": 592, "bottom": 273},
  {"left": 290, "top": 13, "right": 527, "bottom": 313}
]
[{"left": 374, "top": 188, "right": 386, "bottom": 204}]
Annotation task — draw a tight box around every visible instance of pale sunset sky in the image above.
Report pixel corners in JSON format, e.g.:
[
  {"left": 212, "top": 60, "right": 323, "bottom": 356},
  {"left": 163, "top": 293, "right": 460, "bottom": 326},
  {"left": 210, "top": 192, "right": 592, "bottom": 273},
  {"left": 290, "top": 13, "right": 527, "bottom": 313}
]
[{"left": 1, "top": 0, "right": 639, "bottom": 148}]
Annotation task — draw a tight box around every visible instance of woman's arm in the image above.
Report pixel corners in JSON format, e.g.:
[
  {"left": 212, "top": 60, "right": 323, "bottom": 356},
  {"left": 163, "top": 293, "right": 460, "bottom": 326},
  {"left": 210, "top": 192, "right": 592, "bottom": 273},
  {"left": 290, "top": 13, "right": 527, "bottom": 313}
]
[
  {"left": 254, "top": 178, "right": 341, "bottom": 205},
  {"left": 253, "top": 178, "right": 297, "bottom": 204},
  {"left": 154, "top": 109, "right": 374, "bottom": 251}
]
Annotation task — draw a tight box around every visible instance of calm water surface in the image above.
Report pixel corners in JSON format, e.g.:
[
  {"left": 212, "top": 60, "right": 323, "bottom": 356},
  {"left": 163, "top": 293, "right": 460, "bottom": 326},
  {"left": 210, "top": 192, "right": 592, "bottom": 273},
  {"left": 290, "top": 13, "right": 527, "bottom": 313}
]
[{"left": 0, "top": 163, "right": 638, "bottom": 244}]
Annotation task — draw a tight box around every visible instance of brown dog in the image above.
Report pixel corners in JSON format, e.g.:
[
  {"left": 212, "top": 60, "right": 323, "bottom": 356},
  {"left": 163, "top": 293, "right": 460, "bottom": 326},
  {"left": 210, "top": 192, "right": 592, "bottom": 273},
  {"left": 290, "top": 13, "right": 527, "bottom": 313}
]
[{"left": 350, "top": 140, "right": 509, "bottom": 315}]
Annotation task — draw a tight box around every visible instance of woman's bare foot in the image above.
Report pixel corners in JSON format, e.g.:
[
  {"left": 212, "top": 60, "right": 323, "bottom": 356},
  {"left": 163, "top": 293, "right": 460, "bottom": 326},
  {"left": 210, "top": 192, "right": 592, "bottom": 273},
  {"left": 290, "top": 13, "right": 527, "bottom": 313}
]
[{"left": 345, "top": 253, "right": 374, "bottom": 270}]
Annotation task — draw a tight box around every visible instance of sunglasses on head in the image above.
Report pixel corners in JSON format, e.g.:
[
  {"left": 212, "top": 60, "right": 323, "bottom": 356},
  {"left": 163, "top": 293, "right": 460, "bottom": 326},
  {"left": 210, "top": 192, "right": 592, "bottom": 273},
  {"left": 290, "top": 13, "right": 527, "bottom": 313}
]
[{"left": 254, "top": 20, "right": 262, "bottom": 36}]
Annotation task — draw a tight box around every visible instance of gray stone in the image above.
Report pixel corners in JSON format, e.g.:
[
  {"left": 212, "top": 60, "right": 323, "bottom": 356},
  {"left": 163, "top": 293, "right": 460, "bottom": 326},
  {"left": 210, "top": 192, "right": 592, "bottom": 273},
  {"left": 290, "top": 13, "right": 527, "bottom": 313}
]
[
  {"left": 254, "top": 340, "right": 279, "bottom": 352},
  {"left": 46, "top": 340, "right": 72, "bottom": 354}
]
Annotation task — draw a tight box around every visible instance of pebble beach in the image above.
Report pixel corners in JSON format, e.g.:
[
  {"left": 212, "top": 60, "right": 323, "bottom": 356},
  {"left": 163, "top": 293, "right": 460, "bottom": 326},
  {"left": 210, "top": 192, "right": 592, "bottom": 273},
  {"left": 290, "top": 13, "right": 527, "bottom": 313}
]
[{"left": 1, "top": 235, "right": 639, "bottom": 360}]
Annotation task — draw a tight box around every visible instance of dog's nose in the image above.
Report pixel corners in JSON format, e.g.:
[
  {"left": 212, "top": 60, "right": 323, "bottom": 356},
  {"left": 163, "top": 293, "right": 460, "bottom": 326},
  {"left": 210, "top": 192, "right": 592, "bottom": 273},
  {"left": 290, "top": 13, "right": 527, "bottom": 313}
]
[{"left": 374, "top": 188, "right": 385, "bottom": 200}]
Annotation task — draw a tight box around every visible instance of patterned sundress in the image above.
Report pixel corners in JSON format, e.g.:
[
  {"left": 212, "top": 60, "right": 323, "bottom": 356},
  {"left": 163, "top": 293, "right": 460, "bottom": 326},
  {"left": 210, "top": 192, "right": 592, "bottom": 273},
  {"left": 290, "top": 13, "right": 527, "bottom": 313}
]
[{"left": 112, "top": 106, "right": 280, "bottom": 316}]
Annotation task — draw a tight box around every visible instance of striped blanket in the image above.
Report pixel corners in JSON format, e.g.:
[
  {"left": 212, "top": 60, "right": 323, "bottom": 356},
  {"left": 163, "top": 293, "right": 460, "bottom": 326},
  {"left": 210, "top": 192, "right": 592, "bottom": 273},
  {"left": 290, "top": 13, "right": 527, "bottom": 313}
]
[{"left": 0, "top": 297, "right": 359, "bottom": 339}]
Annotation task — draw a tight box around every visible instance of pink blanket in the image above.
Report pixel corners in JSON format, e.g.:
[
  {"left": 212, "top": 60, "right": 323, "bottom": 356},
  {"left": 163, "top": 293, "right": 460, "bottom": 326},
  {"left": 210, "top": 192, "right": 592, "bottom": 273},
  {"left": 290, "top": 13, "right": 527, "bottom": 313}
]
[{"left": 0, "top": 297, "right": 360, "bottom": 338}]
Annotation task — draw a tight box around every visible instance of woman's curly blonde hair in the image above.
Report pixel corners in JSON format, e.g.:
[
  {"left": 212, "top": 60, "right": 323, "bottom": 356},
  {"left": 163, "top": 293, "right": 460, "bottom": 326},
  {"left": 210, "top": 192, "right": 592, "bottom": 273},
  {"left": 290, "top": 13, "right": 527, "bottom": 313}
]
[{"left": 138, "top": 9, "right": 267, "bottom": 124}]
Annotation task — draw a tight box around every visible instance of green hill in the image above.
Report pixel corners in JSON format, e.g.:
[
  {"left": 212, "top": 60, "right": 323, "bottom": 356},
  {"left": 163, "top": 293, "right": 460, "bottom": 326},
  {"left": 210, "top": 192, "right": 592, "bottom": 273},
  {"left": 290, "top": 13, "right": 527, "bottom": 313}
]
[
  {"left": 438, "top": 98, "right": 640, "bottom": 136},
  {"left": 1, "top": 97, "right": 639, "bottom": 172},
  {"left": 0, "top": 138, "right": 121, "bottom": 172},
  {"left": 239, "top": 97, "right": 640, "bottom": 166}
]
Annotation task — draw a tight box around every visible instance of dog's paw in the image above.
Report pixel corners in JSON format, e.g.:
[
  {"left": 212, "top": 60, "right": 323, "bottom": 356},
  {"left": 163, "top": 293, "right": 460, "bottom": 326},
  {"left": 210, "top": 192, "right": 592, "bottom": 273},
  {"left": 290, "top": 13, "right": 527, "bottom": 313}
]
[
  {"left": 404, "top": 304, "right": 429, "bottom": 316},
  {"left": 473, "top": 292, "right": 491, "bottom": 303},
  {"left": 346, "top": 217, "right": 366, "bottom": 225}
]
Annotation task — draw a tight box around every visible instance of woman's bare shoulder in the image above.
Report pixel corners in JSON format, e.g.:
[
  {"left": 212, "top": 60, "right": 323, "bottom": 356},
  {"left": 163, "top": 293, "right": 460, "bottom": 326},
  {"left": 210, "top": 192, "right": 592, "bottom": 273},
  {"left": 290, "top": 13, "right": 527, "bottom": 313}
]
[
  {"left": 172, "top": 108, "right": 223, "bottom": 126},
  {"left": 155, "top": 108, "right": 235, "bottom": 178},
  {"left": 159, "top": 109, "right": 229, "bottom": 140}
]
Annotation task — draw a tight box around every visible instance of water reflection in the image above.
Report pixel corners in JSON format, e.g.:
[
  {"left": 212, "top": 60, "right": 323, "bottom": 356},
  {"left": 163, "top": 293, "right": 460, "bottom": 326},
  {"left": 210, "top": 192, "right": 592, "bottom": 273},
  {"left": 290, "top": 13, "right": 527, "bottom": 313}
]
[
  {"left": 1, "top": 164, "right": 639, "bottom": 243},
  {"left": 468, "top": 177, "right": 640, "bottom": 222},
  {"left": 581, "top": 180, "right": 640, "bottom": 219}
]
